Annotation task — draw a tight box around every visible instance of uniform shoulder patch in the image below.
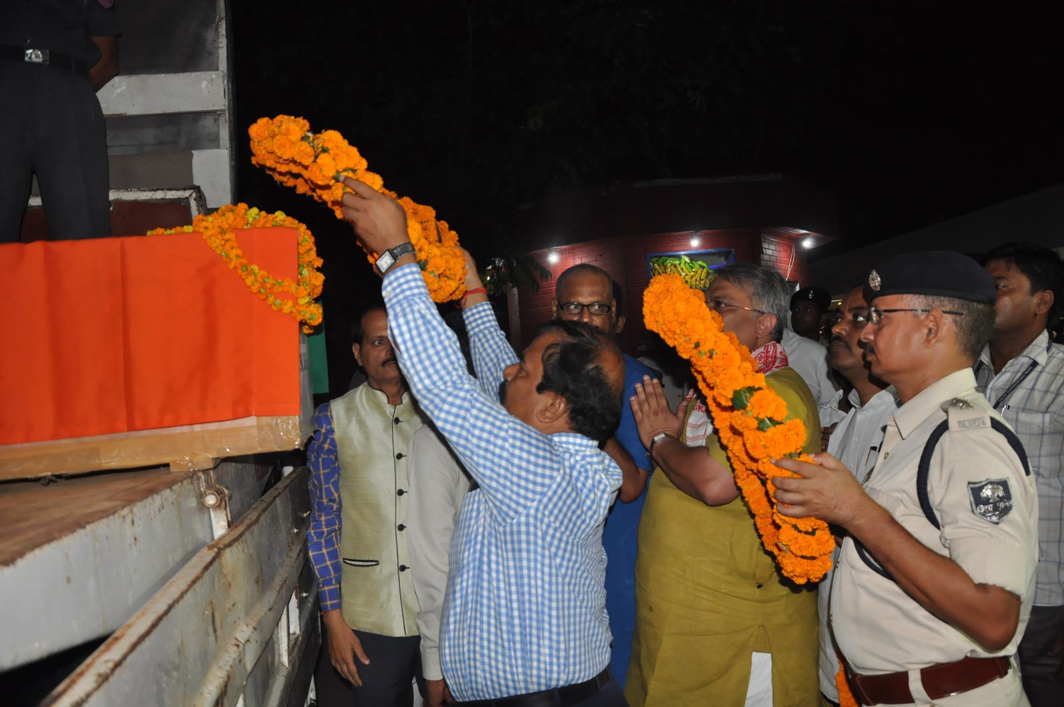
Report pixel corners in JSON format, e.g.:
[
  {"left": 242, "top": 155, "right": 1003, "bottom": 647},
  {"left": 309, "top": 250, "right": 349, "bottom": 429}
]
[
  {"left": 942, "top": 397, "right": 990, "bottom": 431},
  {"left": 968, "top": 478, "right": 1013, "bottom": 524}
]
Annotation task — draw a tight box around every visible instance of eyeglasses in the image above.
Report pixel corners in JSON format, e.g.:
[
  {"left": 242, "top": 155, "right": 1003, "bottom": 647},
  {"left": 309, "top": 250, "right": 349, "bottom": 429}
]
[
  {"left": 706, "top": 297, "right": 766, "bottom": 315},
  {"left": 826, "top": 310, "right": 870, "bottom": 328},
  {"left": 867, "top": 307, "right": 966, "bottom": 325},
  {"left": 559, "top": 301, "right": 613, "bottom": 316}
]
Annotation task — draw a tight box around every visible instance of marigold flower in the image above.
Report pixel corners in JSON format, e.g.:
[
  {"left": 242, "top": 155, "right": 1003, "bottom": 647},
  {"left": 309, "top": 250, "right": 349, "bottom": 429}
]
[
  {"left": 249, "top": 115, "right": 466, "bottom": 303},
  {"left": 147, "top": 203, "right": 324, "bottom": 333}
]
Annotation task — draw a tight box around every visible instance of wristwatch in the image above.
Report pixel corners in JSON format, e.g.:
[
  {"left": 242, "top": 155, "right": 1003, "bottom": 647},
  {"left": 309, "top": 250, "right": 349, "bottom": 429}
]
[
  {"left": 650, "top": 431, "right": 672, "bottom": 455},
  {"left": 375, "top": 242, "right": 415, "bottom": 274}
]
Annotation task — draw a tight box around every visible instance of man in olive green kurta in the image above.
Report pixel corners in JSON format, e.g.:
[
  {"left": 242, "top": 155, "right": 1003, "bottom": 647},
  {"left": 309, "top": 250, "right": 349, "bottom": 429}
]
[{"left": 627, "top": 264, "right": 821, "bottom": 707}]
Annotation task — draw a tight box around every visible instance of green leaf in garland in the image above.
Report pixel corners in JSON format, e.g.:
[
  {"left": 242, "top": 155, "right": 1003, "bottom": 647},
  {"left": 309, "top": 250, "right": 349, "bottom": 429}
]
[
  {"left": 731, "top": 386, "right": 760, "bottom": 409},
  {"left": 757, "top": 418, "right": 783, "bottom": 431}
]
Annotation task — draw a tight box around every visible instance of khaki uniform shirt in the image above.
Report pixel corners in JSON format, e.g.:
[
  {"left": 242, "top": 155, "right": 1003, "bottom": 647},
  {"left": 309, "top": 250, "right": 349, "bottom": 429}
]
[{"left": 831, "top": 369, "right": 1038, "bottom": 679}]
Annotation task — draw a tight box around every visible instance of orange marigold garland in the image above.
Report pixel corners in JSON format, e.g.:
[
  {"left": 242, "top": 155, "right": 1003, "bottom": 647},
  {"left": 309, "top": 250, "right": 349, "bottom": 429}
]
[
  {"left": 249, "top": 115, "right": 465, "bottom": 303},
  {"left": 147, "top": 204, "right": 324, "bottom": 333},
  {"left": 643, "top": 273, "right": 835, "bottom": 583},
  {"left": 836, "top": 667, "right": 859, "bottom": 707}
]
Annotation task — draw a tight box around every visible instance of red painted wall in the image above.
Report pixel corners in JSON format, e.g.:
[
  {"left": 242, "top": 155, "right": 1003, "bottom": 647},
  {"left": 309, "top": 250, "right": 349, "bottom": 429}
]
[{"left": 517, "top": 229, "right": 811, "bottom": 352}]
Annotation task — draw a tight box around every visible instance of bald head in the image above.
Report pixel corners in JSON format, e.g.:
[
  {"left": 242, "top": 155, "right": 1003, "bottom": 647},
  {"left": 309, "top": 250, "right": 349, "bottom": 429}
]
[{"left": 554, "top": 264, "right": 624, "bottom": 335}]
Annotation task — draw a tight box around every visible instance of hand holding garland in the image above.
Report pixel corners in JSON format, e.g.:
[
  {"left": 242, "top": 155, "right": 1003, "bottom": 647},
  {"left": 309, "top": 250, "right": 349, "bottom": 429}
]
[
  {"left": 340, "top": 177, "right": 412, "bottom": 262},
  {"left": 774, "top": 454, "right": 1025, "bottom": 654},
  {"left": 250, "top": 115, "right": 466, "bottom": 303},
  {"left": 772, "top": 453, "right": 868, "bottom": 528},
  {"left": 458, "top": 248, "right": 489, "bottom": 310}
]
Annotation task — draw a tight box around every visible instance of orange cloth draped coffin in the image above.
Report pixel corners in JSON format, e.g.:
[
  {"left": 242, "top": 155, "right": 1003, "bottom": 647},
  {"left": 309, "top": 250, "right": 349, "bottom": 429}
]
[{"left": 0, "top": 228, "right": 301, "bottom": 445}]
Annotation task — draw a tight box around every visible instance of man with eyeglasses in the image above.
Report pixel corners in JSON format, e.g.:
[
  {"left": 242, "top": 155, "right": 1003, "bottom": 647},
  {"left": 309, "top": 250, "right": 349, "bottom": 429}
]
[
  {"left": 626, "top": 263, "right": 821, "bottom": 706},
  {"left": 816, "top": 285, "right": 896, "bottom": 705},
  {"left": 552, "top": 263, "right": 659, "bottom": 688},
  {"left": 780, "top": 299, "right": 846, "bottom": 432},
  {"left": 973, "top": 243, "right": 1064, "bottom": 707},
  {"left": 775, "top": 251, "right": 1037, "bottom": 706}
]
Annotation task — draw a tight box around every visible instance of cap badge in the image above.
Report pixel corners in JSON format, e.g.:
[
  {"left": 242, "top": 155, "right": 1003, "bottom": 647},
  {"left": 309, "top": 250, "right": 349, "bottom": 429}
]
[{"left": 868, "top": 269, "right": 881, "bottom": 291}]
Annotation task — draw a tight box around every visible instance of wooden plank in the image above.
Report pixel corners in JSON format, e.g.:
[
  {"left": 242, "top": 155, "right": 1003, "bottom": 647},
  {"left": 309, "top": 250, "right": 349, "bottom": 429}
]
[
  {"left": 0, "top": 415, "right": 305, "bottom": 482},
  {"left": 0, "top": 466, "right": 190, "bottom": 569}
]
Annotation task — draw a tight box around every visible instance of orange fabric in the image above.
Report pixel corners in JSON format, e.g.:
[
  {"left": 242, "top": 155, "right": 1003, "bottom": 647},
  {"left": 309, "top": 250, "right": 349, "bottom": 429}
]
[{"left": 0, "top": 228, "right": 301, "bottom": 445}]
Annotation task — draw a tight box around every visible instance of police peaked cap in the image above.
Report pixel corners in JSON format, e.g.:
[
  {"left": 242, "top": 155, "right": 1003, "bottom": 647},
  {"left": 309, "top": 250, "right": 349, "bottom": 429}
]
[
  {"left": 790, "top": 286, "right": 831, "bottom": 311},
  {"left": 864, "top": 251, "right": 996, "bottom": 305}
]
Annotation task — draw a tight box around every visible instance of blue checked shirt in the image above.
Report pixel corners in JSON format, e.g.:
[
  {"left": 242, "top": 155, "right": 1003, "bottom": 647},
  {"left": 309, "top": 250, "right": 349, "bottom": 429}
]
[
  {"left": 306, "top": 405, "right": 344, "bottom": 613},
  {"left": 975, "top": 330, "right": 1064, "bottom": 606},
  {"left": 382, "top": 264, "right": 621, "bottom": 700}
]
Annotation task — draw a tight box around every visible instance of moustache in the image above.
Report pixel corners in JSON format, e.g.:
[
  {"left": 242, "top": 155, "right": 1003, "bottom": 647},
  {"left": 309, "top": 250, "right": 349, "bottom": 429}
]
[{"left": 382, "top": 358, "right": 397, "bottom": 366}]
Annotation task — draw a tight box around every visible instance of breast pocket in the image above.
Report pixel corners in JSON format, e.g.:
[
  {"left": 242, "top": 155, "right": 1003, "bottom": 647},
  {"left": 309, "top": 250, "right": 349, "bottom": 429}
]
[
  {"left": 1008, "top": 409, "right": 1052, "bottom": 467},
  {"left": 342, "top": 558, "right": 379, "bottom": 567}
]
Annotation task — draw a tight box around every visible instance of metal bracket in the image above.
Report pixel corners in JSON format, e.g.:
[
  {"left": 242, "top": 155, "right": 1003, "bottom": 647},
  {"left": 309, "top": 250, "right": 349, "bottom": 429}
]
[{"left": 195, "top": 470, "right": 231, "bottom": 540}]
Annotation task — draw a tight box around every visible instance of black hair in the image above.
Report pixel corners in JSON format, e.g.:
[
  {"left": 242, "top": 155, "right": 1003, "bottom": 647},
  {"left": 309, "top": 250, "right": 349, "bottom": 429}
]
[
  {"left": 534, "top": 319, "right": 623, "bottom": 443},
  {"left": 983, "top": 242, "right": 1064, "bottom": 330},
  {"left": 350, "top": 302, "right": 386, "bottom": 346}
]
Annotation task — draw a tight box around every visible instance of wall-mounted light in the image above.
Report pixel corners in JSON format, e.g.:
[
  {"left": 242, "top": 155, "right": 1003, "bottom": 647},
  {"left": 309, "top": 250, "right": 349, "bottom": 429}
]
[
  {"left": 689, "top": 237, "right": 701, "bottom": 248},
  {"left": 547, "top": 251, "right": 560, "bottom": 265},
  {"left": 801, "top": 237, "right": 815, "bottom": 250}
]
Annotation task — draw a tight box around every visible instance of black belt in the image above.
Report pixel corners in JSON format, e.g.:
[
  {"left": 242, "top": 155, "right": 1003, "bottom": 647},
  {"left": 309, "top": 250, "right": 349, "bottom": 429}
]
[
  {"left": 456, "top": 670, "right": 612, "bottom": 707},
  {"left": 0, "top": 45, "right": 89, "bottom": 77}
]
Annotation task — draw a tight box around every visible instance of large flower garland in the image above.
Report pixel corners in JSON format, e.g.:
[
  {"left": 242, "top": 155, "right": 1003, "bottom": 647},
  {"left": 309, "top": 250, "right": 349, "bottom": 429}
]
[
  {"left": 249, "top": 115, "right": 465, "bottom": 303},
  {"left": 147, "top": 204, "right": 324, "bottom": 333},
  {"left": 643, "top": 274, "right": 834, "bottom": 584},
  {"left": 837, "top": 668, "right": 858, "bottom": 707}
]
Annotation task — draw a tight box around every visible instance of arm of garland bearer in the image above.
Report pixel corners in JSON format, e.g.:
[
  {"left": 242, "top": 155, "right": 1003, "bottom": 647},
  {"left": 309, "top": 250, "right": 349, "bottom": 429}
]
[
  {"left": 631, "top": 376, "right": 739, "bottom": 506},
  {"left": 773, "top": 451, "right": 1022, "bottom": 652}
]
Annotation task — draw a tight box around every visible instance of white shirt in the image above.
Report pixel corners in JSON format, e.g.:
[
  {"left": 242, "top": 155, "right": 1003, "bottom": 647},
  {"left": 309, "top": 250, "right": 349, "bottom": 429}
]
[
  {"left": 827, "top": 387, "right": 897, "bottom": 482},
  {"left": 408, "top": 424, "right": 472, "bottom": 680},
  {"left": 781, "top": 328, "right": 844, "bottom": 427},
  {"left": 817, "top": 386, "right": 897, "bottom": 699}
]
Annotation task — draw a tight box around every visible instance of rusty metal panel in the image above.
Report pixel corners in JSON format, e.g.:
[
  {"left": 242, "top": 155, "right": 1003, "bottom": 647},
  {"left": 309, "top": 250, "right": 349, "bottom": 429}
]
[
  {"left": 43, "top": 468, "right": 316, "bottom": 707},
  {"left": 0, "top": 460, "right": 269, "bottom": 670}
]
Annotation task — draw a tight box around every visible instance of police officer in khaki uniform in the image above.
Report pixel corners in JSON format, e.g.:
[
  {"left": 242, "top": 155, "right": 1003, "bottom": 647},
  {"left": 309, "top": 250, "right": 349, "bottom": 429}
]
[{"left": 773, "top": 251, "right": 1038, "bottom": 706}]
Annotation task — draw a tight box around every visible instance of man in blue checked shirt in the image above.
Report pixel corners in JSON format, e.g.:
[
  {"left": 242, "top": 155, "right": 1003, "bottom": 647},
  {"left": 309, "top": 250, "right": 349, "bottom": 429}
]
[
  {"left": 551, "top": 263, "right": 659, "bottom": 688},
  {"left": 341, "top": 177, "right": 630, "bottom": 707}
]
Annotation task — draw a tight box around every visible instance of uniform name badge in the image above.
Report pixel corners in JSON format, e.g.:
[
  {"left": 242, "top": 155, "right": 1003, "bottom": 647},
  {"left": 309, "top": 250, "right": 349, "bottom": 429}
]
[{"left": 967, "top": 478, "right": 1013, "bottom": 524}]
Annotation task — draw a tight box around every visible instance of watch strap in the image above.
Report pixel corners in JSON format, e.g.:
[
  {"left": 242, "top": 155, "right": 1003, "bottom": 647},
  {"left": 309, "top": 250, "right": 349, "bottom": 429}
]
[
  {"left": 649, "top": 431, "right": 672, "bottom": 456},
  {"left": 376, "top": 242, "right": 415, "bottom": 274}
]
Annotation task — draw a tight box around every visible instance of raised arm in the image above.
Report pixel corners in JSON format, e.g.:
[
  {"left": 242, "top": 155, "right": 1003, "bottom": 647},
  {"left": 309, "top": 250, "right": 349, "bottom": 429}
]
[{"left": 341, "top": 179, "right": 560, "bottom": 519}]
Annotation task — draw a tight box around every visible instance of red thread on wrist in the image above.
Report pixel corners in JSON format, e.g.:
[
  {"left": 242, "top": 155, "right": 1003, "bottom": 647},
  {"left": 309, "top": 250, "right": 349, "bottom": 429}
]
[{"left": 463, "top": 287, "right": 487, "bottom": 298}]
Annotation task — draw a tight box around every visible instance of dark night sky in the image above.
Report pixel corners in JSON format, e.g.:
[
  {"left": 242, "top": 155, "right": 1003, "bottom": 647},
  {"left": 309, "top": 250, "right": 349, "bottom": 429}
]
[{"left": 228, "top": 2, "right": 1061, "bottom": 385}]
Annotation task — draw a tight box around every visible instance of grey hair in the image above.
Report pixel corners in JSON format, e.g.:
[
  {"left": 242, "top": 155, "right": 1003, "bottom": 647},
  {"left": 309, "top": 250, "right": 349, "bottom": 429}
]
[
  {"left": 713, "top": 263, "right": 792, "bottom": 341},
  {"left": 912, "top": 295, "right": 995, "bottom": 362}
]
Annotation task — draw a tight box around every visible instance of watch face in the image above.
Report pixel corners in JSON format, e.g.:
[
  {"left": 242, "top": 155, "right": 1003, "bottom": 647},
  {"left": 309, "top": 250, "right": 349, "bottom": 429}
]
[{"left": 376, "top": 251, "right": 395, "bottom": 273}]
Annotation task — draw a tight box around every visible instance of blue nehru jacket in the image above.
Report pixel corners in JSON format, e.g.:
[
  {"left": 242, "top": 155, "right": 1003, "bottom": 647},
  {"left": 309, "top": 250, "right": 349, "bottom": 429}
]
[{"left": 603, "top": 354, "right": 658, "bottom": 686}]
